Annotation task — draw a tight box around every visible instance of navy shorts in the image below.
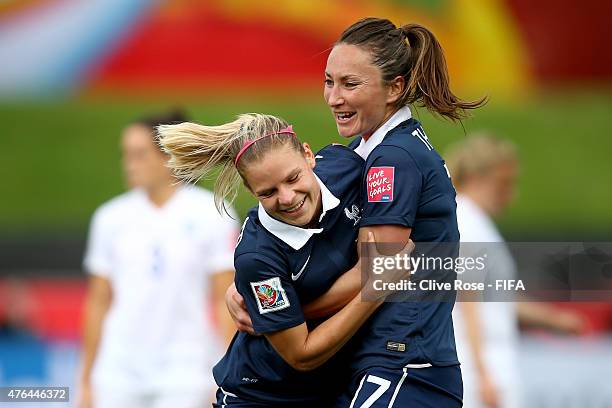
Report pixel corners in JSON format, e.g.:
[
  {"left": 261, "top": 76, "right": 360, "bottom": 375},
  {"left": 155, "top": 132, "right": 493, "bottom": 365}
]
[
  {"left": 212, "top": 387, "right": 335, "bottom": 408},
  {"left": 335, "top": 364, "right": 463, "bottom": 408},
  {"left": 212, "top": 388, "right": 269, "bottom": 408}
]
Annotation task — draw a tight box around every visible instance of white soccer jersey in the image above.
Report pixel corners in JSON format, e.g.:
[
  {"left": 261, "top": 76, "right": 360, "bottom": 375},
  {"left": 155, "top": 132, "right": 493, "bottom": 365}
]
[
  {"left": 83, "top": 185, "right": 238, "bottom": 392},
  {"left": 453, "top": 194, "right": 521, "bottom": 408}
]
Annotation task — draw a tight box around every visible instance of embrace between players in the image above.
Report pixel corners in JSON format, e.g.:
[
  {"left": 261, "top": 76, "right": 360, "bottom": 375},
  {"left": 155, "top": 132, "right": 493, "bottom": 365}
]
[{"left": 158, "top": 17, "right": 485, "bottom": 408}]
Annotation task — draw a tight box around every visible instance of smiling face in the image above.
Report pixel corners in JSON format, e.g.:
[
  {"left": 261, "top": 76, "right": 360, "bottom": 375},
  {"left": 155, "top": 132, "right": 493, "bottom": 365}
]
[
  {"left": 243, "top": 142, "right": 321, "bottom": 227},
  {"left": 324, "top": 43, "right": 402, "bottom": 140}
]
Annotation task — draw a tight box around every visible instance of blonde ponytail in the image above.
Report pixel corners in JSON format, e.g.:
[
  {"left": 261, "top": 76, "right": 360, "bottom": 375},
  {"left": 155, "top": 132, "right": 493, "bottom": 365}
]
[{"left": 157, "top": 113, "right": 301, "bottom": 214}]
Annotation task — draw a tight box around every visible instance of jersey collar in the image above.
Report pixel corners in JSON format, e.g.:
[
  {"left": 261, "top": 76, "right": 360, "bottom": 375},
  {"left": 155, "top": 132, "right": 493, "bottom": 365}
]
[
  {"left": 257, "top": 174, "right": 340, "bottom": 250},
  {"left": 354, "top": 106, "right": 412, "bottom": 160}
]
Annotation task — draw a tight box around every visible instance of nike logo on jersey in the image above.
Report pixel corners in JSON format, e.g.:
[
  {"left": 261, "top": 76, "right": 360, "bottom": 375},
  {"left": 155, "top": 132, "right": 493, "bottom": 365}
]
[
  {"left": 344, "top": 204, "right": 361, "bottom": 226},
  {"left": 291, "top": 255, "right": 310, "bottom": 281},
  {"left": 315, "top": 155, "right": 324, "bottom": 159}
]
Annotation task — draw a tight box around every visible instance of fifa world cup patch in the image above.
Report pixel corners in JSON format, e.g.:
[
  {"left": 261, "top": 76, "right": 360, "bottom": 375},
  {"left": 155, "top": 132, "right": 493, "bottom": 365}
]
[
  {"left": 367, "top": 166, "right": 395, "bottom": 202},
  {"left": 250, "top": 277, "right": 290, "bottom": 314}
]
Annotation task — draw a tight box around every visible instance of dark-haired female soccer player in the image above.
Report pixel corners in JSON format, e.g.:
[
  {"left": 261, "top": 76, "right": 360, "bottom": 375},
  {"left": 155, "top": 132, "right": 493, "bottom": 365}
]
[{"left": 323, "top": 17, "right": 486, "bottom": 407}]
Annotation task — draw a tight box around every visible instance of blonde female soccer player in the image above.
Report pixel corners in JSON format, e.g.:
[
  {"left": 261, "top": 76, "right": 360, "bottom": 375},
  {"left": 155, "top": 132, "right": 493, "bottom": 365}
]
[{"left": 158, "top": 113, "right": 413, "bottom": 407}]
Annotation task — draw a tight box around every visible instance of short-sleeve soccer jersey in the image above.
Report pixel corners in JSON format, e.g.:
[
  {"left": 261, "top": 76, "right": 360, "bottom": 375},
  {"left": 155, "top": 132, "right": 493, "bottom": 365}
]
[
  {"left": 213, "top": 144, "right": 364, "bottom": 406},
  {"left": 347, "top": 109, "right": 461, "bottom": 372}
]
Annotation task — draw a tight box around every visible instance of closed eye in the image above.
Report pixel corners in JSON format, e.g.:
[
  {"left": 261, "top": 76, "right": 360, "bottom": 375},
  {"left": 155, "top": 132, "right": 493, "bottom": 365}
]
[{"left": 258, "top": 190, "right": 274, "bottom": 199}]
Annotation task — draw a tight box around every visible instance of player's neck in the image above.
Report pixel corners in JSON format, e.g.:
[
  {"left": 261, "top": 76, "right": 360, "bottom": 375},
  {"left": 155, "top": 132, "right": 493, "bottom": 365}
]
[
  {"left": 461, "top": 189, "right": 496, "bottom": 218},
  {"left": 146, "top": 182, "right": 179, "bottom": 208},
  {"left": 304, "top": 192, "right": 323, "bottom": 229}
]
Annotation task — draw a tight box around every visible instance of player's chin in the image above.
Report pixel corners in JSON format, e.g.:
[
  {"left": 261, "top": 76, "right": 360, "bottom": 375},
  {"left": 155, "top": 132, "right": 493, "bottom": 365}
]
[
  {"left": 277, "top": 204, "right": 308, "bottom": 226},
  {"left": 335, "top": 122, "right": 359, "bottom": 138},
  {"left": 280, "top": 214, "right": 309, "bottom": 227}
]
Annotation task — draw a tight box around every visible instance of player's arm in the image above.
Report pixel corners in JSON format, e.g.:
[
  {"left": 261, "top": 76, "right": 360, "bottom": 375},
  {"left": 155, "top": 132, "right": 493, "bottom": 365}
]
[
  {"left": 358, "top": 147, "right": 420, "bottom": 249},
  {"left": 226, "top": 256, "right": 372, "bottom": 331},
  {"left": 302, "top": 226, "right": 412, "bottom": 319},
  {"left": 458, "top": 300, "right": 500, "bottom": 407},
  {"left": 211, "top": 269, "right": 238, "bottom": 344},
  {"left": 516, "top": 301, "right": 585, "bottom": 334},
  {"left": 301, "top": 262, "right": 361, "bottom": 319},
  {"left": 78, "top": 275, "right": 112, "bottom": 408},
  {"left": 309, "top": 147, "right": 422, "bottom": 313},
  {"left": 78, "top": 208, "right": 115, "bottom": 408},
  {"left": 266, "top": 233, "right": 413, "bottom": 371},
  {"left": 225, "top": 282, "right": 256, "bottom": 334},
  {"left": 207, "top": 209, "right": 241, "bottom": 343},
  {"left": 266, "top": 292, "right": 383, "bottom": 371},
  {"left": 238, "top": 234, "right": 412, "bottom": 371}
]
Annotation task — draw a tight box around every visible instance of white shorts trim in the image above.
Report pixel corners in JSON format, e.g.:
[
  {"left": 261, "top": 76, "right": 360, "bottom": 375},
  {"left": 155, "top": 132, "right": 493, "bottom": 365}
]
[
  {"left": 387, "top": 367, "right": 408, "bottom": 408},
  {"left": 404, "top": 363, "right": 432, "bottom": 369},
  {"left": 220, "top": 387, "right": 237, "bottom": 407},
  {"left": 349, "top": 374, "right": 367, "bottom": 408}
]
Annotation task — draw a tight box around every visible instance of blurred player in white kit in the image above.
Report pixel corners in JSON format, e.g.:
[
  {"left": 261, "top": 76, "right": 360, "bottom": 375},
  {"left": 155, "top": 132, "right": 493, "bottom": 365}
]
[
  {"left": 446, "top": 134, "right": 584, "bottom": 408},
  {"left": 78, "top": 110, "right": 238, "bottom": 408}
]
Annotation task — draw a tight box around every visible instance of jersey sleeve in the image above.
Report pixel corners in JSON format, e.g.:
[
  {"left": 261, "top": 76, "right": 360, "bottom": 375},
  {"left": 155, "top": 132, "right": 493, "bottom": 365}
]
[
  {"left": 83, "top": 208, "right": 113, "bottom": 278},
  {"left": 206, "top": 205, "right": 240, "bottom": 274},
  {"left": 361, "top": 146, "right": 423, "bottom": 228},
  {"left": 234, "top": 253, "right": 305, "bottom": 333}
]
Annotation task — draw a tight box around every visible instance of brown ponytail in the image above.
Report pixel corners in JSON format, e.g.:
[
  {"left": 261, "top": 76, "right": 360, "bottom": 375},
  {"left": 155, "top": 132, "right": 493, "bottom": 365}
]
[{"left": 338, "top": 18, "right": 486, "bottom": 121}]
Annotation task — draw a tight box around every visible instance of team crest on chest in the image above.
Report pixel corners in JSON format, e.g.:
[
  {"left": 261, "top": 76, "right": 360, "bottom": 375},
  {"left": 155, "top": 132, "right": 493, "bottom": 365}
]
[
  {"left": 250, "top": 277, "right": 290, "bottom": 314},
  {"left": 367, "top": 166, "right": 395, "bottom": 202},
  {"left": 344, "top": 204, "right": 361, "bottom": 226}
]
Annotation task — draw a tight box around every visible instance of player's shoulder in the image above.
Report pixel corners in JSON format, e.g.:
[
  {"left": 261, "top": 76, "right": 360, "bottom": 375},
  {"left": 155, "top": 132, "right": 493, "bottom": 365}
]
[
  {"left": 92, "top": 189, "right": 142, "bottom": 222},
  {"left": 315, "top": 143, "right": 364, "bottom": 173},
  {"left": 178, "top": 184, "right": 215, "bottom": 206},
  {"left": 234, "top": 248, "right": 283, "bottom": 278},
  {"left": 371, "top": 119, "right": 442, "bottom": 171},
  {"left": 316, "top": 143, "right": 364, "bottom": 162},
  {"left": 179, "top": 184, "right": 238, "bottom": 220},
  {"left": 456, "top": 196, "right": 501, "bottom": 242},
  {"left": 314, "top": 143, "right": 364, "bottom": 195},
  {"left": 234, "top": 208, "right": 288, "bottom": 264},
  {"left": 378, "top": 118, "right": 434, "bottom": 155}
]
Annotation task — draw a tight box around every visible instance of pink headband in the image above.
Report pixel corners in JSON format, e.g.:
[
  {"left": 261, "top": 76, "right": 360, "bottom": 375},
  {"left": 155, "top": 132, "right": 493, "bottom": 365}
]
[{"left": 234, "top": 125, "right": 296, "bottom": 166}]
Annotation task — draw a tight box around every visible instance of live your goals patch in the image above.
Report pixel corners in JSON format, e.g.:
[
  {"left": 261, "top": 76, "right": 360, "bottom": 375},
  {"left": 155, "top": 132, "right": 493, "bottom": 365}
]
[{"left": 367, "top": 166, "right": 395, "bottom": 202}]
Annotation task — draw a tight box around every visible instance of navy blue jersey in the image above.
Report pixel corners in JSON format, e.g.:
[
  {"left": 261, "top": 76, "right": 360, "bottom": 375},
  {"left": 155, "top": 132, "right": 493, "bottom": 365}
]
[
  {"left": 213, "top": 144, "right": 364, "bottom": 406},
  {"left": 347, "top": 117, "right": 460, "bottom": 372}
]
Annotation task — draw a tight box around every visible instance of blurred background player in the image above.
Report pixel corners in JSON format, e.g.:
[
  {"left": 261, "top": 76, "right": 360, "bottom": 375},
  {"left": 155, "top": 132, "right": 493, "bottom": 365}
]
[
  {"left": 445, "top": 134, "right": 585, "bottom": 408},
  {"left": 78, "top": 110, "right": 238, "bottom": 408}
]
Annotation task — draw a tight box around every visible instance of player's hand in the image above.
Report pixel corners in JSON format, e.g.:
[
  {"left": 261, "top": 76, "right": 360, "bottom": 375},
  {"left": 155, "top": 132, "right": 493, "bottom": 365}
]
[
  {"left": 76, "top": 380, "right": 93, "bottom": 408},
  {"left": 225, "top": 282, "right": 256, "bottom": 334},
  {"left": 553, "top": 310, "right": 586, "bottom": 335},
  {"left": 478, "top": 372, "right": 500, "bottom": 408},
  {"left": 361, "top": 232, "right": 415, "bottom": 300}
]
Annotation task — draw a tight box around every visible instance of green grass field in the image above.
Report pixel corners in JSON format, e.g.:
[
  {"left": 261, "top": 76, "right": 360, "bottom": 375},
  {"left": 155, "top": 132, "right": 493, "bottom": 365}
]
[{"left": 1, "top": 92, "right": 611, "bottom": 238}]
